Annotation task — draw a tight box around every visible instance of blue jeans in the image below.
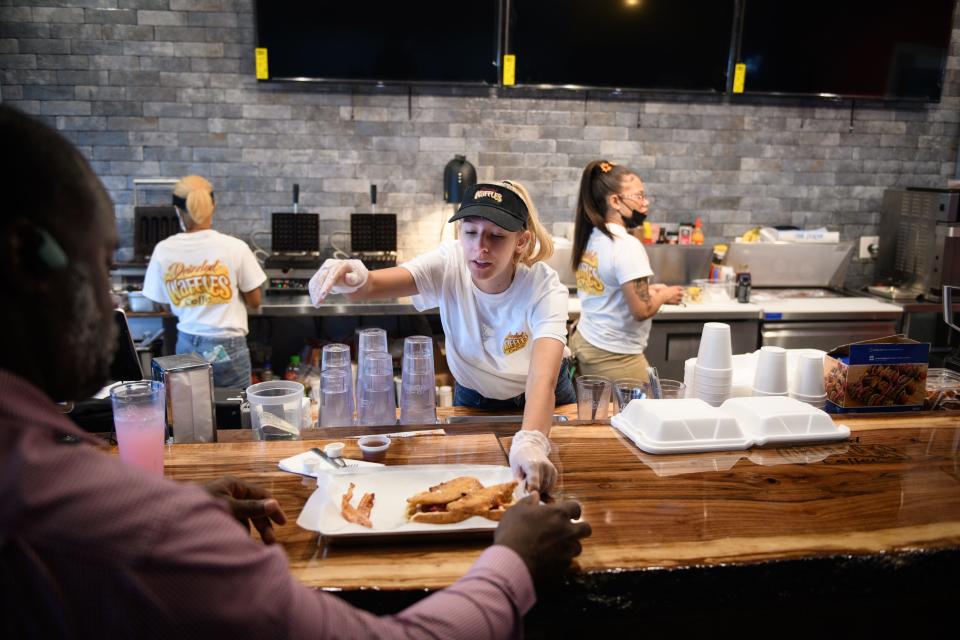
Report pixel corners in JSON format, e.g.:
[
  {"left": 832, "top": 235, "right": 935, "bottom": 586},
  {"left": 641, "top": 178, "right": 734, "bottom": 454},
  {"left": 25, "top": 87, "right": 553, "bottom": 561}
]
[
  {"left": 454, "top": 359, "right": 577, "bottom": 409},
  {"left": 176, "top": 331, "right": 252, "bottom": 390}
]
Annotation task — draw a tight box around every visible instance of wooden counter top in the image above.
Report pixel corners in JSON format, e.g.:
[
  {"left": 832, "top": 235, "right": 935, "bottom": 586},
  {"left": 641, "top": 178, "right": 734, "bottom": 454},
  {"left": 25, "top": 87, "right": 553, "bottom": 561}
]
[
  {"left": 113, "top": 412, "right": 960, "bottom": 633},
  {"left": 505, "top": 424, "right": 960, "bottom": 573}
]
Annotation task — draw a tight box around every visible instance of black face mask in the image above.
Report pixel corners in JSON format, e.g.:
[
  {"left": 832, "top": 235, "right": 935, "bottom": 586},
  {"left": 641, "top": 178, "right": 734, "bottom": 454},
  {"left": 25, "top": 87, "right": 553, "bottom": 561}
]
[{"left": 622, "top": 208, "right": 646, "bottom": 229}]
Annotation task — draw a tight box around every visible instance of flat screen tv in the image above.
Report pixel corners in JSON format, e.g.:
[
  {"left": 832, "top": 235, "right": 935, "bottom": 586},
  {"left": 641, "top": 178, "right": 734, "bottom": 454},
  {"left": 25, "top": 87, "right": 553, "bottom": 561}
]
[
  {"left": 254, "top": 0, "right": 501, "bottom": 85},
  {"left": 738, "top": 0, "right": 955, "bottom": 101},
  {"left": 505, "top": 0, "right": 736, "bottom": 92}
]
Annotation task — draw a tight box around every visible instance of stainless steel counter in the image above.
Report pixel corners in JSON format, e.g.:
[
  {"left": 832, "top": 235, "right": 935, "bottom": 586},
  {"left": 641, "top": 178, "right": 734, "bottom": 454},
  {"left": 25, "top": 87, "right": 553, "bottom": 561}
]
[{"left": 254, "top": 293, "right": 429, "bottom": 317}]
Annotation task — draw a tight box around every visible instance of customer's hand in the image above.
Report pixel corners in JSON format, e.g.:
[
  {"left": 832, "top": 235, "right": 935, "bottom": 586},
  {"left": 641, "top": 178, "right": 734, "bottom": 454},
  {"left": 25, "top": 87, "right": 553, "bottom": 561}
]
[
  {"left": 308, "top": 258, "right": 370, "bottom": 305},
  {"left": 494, "top": 493, "right": 591, "bottom": 590},
  {"left": 509, "top": 429, "right": 557, "bottom": 494},
  {"left": 204, "top": 476, "right": 288, "bottom": 544}
]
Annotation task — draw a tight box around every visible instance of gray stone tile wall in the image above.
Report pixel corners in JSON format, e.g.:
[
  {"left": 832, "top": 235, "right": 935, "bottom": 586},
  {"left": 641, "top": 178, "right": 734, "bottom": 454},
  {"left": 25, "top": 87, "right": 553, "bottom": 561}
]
[{"left": 2, "top": 0, "right": 959, "bottom": 289}]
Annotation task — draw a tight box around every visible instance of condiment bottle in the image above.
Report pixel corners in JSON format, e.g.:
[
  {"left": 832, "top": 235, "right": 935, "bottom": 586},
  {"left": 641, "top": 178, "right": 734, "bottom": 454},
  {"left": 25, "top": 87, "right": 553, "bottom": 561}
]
[{"left": 691, "top": 218, "right": 704, "bottom": 245}]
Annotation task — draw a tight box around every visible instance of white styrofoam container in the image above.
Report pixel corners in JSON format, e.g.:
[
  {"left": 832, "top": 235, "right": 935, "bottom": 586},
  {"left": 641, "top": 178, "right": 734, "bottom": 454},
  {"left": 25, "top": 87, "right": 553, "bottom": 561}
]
[
  {"left": 611, "top": 398, "right": 753, "bottom": 454},
  {"left": 720, "top": 396, "right": 849, "bottom": 446}
]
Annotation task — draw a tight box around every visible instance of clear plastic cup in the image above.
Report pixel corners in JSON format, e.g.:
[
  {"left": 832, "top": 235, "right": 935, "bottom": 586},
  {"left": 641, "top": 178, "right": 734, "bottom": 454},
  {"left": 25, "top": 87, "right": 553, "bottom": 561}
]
[
  {"left": 399, "top": 335, "right": 436, "bottom": 424},
  {"left": 659, "top": 379, "right": 687, "bottom": 399},
  {"left": 793, "top": 352, "right": 826, "bottom": 397},
  {"left": 696, "top": 322, "right": 733, "bottom": 370},
  {"left": 357, "top": 351, "right": 397, "bottom": 426},
  {"left": 110, "top": 381, "right": 166, "bottom": 476},
  {"left": 319, "top": 369, "right": 354, "bottom": 427},
  {"left": 321, "top": 342, "right": 355, "bottom": 416},
  {"left": 400, "top": 357, "right": 437, "bottom": 425},
  {"left": 576, "top": 375, "right": 612, "bottom": 420},
  {"left": 322, "top": 343, "right": 352, "bottom": 371},
  {"left": 403, "top": 335, "right": 433, "bottom": 359},
  {"left": 358, "top": 328, "right": 388, "bottom": 357},
  {"left": 753, "top": 346, "right": 788, "bottom": 395},
  {"left": 246, "top": 380, "right": 305, "bottom": 440},
  {"left": 613, "top": 378, "right": 650, "bottom": 413}
]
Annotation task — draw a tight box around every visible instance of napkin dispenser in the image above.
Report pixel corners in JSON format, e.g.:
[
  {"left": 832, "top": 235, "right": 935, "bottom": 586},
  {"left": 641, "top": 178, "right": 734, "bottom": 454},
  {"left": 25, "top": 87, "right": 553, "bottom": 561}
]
[{"left": 151, "top": 353, "right": 217, "bottom": 443}]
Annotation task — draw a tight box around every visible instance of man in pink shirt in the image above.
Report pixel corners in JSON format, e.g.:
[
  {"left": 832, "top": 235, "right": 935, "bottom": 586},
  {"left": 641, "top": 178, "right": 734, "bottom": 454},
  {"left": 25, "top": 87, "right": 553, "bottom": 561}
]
[{"left": 0, "top": 105, "right": 591, "bottom": 639}]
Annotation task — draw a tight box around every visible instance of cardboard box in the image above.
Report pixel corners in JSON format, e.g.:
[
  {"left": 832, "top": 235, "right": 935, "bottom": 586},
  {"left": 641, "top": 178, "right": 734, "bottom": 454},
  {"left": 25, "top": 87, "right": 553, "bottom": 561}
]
[{"left": 824, "top": 335, "right": 929, "bottom": 414}]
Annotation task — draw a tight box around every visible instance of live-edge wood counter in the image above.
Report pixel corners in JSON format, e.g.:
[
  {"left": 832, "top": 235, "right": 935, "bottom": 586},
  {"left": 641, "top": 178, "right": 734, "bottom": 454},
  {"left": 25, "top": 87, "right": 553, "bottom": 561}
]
[{"left": 113, "top": 410, "right": 960, "bottom": 635}]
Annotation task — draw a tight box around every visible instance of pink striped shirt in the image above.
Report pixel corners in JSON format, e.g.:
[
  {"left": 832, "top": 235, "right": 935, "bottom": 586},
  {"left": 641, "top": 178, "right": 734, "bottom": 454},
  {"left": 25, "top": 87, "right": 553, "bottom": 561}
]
[{"left": 0, "top": 369, "right": 535, "bottom": 639}]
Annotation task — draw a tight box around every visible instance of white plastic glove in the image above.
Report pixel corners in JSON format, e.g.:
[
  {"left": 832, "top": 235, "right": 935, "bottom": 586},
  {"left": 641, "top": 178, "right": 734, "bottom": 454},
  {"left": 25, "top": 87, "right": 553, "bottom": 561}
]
[
  {"left": 509, "top": 429, "right": 557, "bottom": 494},
  {"left": 308, "top": 259, "right": 370, "bottom": 306}
]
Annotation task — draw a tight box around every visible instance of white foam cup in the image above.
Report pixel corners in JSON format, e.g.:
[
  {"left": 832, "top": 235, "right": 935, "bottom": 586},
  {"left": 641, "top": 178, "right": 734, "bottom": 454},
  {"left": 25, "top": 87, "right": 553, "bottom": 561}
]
[{"left": 753, "top": 346, "right": 788, "bottom": 395}]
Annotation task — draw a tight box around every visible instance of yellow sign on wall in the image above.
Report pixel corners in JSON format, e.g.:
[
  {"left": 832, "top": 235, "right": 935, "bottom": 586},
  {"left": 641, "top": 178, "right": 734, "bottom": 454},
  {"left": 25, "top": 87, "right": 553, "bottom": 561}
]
[
  {"left": 255, "top": 48, "right": 269, "bottom": 80},
  {"left": 502, "top": 54, "right": 516, "bottom": 86},
  {"left": 733, "top": 63, "right": 746, "bottom": 93}
]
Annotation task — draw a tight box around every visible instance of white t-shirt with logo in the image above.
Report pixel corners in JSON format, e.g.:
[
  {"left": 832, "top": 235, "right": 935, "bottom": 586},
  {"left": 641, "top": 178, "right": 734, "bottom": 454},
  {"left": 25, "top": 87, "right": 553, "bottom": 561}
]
[
  {"left": 576, "top": 224, "right": 654, "bottom": 354},
  {"left": 402, "top": 240, "right": 569, "bottom": 400},
  {"left": 143, "top": 230, "right": 267, "bottom": 338}
]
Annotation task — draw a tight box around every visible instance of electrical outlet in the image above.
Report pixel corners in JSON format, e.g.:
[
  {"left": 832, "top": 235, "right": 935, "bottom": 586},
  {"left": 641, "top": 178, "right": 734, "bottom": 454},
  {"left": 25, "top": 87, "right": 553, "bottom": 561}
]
[{"left": 859, "top": 235, "right": 879, "bottom": 260}]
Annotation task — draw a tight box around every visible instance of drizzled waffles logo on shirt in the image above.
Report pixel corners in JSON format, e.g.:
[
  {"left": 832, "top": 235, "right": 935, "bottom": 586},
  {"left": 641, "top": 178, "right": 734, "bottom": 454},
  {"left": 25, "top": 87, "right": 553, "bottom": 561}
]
[
  {"left": 502, "top": 331, "right": 529, "bottom": 355},
  {"left": 576, "top": 251, "right": 604, "bottom": 295},
  {"left": 163, "top": 260, "right": 233, "bottom": 307},
  {"left": 474, "top": 189, "right": 503, "bottom": 202}
]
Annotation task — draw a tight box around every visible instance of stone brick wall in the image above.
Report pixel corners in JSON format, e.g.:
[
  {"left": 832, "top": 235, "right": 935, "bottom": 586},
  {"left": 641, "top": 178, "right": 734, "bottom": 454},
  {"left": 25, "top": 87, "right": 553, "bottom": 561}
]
[{"left": 2, "top": 0, "right": 959, "bottom": 288}]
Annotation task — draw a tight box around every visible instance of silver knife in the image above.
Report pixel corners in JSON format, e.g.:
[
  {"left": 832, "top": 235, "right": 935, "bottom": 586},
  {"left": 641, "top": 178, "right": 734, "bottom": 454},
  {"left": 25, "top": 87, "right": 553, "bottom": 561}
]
[{"left": 311, "top": 447, "right": 343, "bottom": 470}]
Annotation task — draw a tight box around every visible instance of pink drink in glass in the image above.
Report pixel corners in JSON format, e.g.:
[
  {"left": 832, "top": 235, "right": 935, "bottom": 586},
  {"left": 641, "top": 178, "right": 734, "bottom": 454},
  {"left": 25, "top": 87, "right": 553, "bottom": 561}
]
[{"left": 111, "top": 381, "right": 166, "bottom": 476}]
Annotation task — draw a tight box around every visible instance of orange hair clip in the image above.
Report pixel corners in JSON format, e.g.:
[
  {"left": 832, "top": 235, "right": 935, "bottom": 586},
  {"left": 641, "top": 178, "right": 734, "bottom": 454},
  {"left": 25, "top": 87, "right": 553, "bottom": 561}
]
[{"left": 599, "top": 161, "right": 614, "bottom": 173}]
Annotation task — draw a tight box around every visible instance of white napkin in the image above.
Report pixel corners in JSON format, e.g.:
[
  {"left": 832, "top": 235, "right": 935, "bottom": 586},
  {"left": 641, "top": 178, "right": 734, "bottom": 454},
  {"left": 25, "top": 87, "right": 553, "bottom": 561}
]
[{"left": 278, "top": 450, "right": 384, "bottom": 478}]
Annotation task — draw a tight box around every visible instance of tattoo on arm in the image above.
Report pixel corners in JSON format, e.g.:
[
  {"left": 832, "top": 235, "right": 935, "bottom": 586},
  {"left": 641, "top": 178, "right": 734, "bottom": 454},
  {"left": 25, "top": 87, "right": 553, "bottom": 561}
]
[{"left": 633, "top": 277, "right": 651, "bottom": 304}]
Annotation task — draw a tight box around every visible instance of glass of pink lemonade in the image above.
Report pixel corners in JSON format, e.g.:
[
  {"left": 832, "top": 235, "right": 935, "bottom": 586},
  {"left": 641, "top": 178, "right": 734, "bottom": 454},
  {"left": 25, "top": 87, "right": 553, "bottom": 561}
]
[{"left": 110, "top": 381, "right": 166, "bottom": 476}]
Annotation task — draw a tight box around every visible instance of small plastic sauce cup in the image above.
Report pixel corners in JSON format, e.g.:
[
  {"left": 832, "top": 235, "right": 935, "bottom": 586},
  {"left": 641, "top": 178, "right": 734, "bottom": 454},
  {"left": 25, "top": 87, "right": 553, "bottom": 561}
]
[{"left": 357, "top": 435, "right": 391, "bottom": 462}]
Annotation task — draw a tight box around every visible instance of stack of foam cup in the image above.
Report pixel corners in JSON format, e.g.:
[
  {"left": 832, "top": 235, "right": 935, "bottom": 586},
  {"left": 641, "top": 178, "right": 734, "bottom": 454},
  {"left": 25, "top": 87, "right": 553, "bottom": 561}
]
[
  {"left": 683, "top": 357, "right": 697, "bottom": 398},
  {"left": 789, "top": 352, "right": 827, "bottom": 408},
  {"left": 694, "top": 322, "right": 734, "bottom": 407},
  {"left": 752, "top": 346, "right": 789, "bottom": 397}
]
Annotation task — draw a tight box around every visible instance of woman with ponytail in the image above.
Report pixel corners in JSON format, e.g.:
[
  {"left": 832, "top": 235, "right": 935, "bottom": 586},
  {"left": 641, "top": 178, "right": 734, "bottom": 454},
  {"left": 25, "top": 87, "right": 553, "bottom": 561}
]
[
  {"left": 309, "top": 180, "right": 572, "bottom": 493},
  {"left": 570, "top": 160, "right": 685, "bottom": 382},
  {"left": 143, "top": 175, "right": 267, "bottom": 388}
]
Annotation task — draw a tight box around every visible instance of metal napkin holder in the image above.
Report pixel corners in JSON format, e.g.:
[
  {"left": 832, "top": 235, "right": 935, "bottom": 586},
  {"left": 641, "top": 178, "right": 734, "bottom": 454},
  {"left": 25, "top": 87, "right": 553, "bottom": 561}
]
[{"left": 151, "top": 353, "right": 217, "bottom": 443}]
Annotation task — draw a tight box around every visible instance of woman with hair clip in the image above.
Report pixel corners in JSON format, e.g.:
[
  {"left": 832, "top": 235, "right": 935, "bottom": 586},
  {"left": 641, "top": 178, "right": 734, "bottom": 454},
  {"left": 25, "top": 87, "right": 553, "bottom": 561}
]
[
  {"left": 309, "top": 180, "right": 572, "bottom": 493},
  {"left": 570, "top": 160, "right": 685, "bottom": 382},
  {"left": 143, "top": 175, "right": 267, "bottom": 388}
]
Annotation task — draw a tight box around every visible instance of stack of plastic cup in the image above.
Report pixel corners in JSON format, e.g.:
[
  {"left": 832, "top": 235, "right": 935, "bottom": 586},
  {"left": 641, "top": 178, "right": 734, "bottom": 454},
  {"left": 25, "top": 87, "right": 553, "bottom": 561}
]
[
  {"left": 357, "top": 351, "right": 397, "bottom": 426},
  {"left": 789, "top": 352, "right": 827, "bottom": 408},
  {"left": 695, "top": 322, "right": 733, "bottom": 406},
  {"left": 752, "top": 346, "right": 789, "bottom": 397},
  {"left": 319, "top": 369, "right": 354, "bottom": 427},
  {"left": 400, "top": 335, "right": 437, "bottom": 424},
  {"left": 356, "top": 328, "right": 389, "bottom": 409},
  {"left": 322, "top": 343, "right": 355, "bottom": 421}
]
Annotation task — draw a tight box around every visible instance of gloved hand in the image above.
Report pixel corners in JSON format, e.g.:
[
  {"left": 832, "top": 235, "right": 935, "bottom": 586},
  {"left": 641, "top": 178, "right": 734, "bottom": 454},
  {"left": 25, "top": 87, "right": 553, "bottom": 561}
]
[
  {"left": 509, "top": 429, "right": 557, "bottom": 494},
  {"left": 308, "top": 259, "right": 370, "bottom": 306}
]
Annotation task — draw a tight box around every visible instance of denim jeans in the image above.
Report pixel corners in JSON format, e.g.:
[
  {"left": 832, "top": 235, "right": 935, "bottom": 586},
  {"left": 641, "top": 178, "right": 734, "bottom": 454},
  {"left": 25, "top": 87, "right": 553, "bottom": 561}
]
[
  {"left": 454, "top": 359, "right": 577, "bottom": 409},
  {"left": 176, "top": 331, "right": 252, "bottom": 390}
]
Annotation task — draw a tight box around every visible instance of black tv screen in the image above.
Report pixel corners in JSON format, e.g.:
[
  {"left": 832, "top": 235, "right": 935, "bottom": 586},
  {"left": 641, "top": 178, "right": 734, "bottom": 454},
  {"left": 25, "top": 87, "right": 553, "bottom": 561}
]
[
  {"left": 254, "top": 0, "right": 500, "bottom": 84},
  {"left": 738, "top": 0, "right": 955, "bottom": 100},
  {"left": 506, "top": 0, "right": 735, "bottom": 91}
]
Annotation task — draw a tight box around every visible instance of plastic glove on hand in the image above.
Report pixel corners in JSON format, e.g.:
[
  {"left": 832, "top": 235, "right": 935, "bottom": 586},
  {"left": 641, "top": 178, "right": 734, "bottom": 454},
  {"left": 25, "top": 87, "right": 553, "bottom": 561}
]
[
  {"left": 509, "top": 429, "right": 557, "bottom": 494},
  {"left": 308, "top": 259, "right": 370, "bottom": 306}
]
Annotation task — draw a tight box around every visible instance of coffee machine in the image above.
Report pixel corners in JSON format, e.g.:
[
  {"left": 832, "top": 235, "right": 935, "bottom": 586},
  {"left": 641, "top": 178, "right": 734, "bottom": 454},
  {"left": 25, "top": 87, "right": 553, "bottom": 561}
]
[{"left": 871, "top": 187, "right": 960, "bottom": 301}]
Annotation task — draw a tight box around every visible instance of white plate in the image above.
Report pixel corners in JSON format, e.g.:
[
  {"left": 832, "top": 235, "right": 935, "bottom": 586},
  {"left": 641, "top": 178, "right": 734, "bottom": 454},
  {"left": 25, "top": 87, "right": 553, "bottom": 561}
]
[{"left": 296, "top": 464, "right": 517, "bottom": 539}]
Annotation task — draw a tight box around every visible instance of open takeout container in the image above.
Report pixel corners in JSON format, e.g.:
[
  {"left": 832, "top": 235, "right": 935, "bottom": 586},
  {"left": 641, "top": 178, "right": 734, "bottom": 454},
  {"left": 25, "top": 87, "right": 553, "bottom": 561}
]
[{"left": 610, "top": 397, "right": 849, "bottom": 455}]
